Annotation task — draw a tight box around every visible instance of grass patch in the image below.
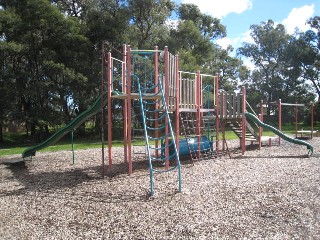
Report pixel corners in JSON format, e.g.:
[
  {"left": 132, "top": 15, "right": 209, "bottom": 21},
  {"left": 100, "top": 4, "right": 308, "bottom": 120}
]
[{"left": 0, "top": 121, "right": 316, "bottom": 157}]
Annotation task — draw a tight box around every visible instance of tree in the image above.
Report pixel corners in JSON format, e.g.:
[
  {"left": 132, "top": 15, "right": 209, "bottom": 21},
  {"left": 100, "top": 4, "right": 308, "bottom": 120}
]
[
  {"left": 169, "top": 4, "right": 227, "bottom": 71},
  {"left": 206, "top": 46, "right": 249, "bottom": 91},
  {"left": 127, "top": 0, "right": 174, "bottom": 49},
  {"left": 50, "top": 0, "right": 83, "bottom": 17},
  {"left": 300, "top": 16, "right": 320, "bottom": 101},
  {"left": 0, "top": 0, "right": 89, "bottom": 139},
  {"left": 237, "top": 20, "right": 291, "bottom": 111},
  {"left": 177, "top": 3, "right": 226, "bottom": 40}
]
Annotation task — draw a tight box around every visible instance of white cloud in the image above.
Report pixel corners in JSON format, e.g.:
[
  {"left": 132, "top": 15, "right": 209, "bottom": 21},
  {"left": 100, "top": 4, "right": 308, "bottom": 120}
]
[
  {"left": 282, "top": 4, "right": 314, "bottom": 34},
  {"left": 242, "top": 57, "right": 255, "bottom": 71},
  {"left": 181, "top": 0, "right": 253, "bottom": 19},
  {"left": 216, "top": 37, "right": 233, "bottom": 49},
  {"left": 217, "top": 30, "right": 253, "bottom": 50}
]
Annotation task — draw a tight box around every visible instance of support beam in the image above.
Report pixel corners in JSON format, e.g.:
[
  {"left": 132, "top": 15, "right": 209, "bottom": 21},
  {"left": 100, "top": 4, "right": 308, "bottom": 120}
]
[{"left": 241, "top": 86, "right": 246, "bottom": 155}]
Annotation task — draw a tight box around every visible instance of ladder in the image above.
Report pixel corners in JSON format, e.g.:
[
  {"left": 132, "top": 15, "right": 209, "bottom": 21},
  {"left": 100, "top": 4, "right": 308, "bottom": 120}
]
[{"left": 135, "top": 74, "right": 182, "bottom": 196}]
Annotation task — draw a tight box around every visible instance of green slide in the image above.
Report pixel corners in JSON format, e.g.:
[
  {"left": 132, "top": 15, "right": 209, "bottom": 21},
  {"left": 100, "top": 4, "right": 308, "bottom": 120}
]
[
  {"left": 22, "top": 92, "right": 107, "bottom": 159},
  {"left": 245, "top": 112, "right": 314, "bottom": 155}
]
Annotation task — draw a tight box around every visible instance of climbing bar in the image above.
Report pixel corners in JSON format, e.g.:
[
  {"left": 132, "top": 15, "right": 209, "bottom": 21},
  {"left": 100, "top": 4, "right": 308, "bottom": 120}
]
[
  {"left": 280, "top": 103, "right": 305, "bottom": 107},
  {"left": 147, "top": 132, "right": 172, "bottom": 141},
  {"left": 111, "top": 57, "right": 124, "bottom": 64},
  {"left": 145, "top": 113, "right": 167, "bottom": 122},
  {"left": 146, "top": 122, "right": 169, "bottom": 131}
]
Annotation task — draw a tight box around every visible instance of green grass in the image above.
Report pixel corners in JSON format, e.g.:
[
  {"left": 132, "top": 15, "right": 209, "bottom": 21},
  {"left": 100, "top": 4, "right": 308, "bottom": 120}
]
[
  {"left": 0, "top": 136, "right": 149, "bottom": 157},
  {"left": 0, "top": 122, "right": 315, "bottom": 157}
]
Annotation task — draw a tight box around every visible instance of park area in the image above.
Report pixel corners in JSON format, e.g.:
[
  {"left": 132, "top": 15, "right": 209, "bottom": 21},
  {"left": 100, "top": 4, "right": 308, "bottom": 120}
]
[{"left": 1, "top": 138, "right": 319, "bottom": 239}]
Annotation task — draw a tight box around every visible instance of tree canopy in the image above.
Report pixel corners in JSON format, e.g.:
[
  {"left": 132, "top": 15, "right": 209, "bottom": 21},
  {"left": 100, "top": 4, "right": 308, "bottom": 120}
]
[{"left": 0, "top": 0, "right": 319, "bottom": 142}]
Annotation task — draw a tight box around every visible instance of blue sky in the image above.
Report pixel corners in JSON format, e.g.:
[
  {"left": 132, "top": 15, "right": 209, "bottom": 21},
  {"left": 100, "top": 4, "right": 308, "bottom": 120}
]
[{"left": 175, "top": 0, "right": 320, "bottom": 52}]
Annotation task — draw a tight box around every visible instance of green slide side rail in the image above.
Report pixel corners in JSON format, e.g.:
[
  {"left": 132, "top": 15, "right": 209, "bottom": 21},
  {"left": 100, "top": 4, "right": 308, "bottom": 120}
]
[
  {"left": 22, "top": 92, "right": 108, "bottom": 159},
  {"left": 245, "top": 112, "right": 314, "bottom": 155}
]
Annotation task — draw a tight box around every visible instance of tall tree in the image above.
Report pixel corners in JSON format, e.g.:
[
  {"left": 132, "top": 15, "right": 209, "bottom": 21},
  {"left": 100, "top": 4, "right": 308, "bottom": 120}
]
[
  {"left": 127, "top": 0, "right": 174, "bottom": 49},
  {"left": 0, "top": 0, "right": 89, "bottom": 139},
  {"left": 177, "top": 3, "right": 226, "bottom": 40},
  {"left": 169, "top": 4, "right": 226, "bottom": 70},
  {"left": 237, "top": 20, "right": 291, "bottom": 110},
  {"left": 300, "top": 16, "right": 320, "bottom": 101}
]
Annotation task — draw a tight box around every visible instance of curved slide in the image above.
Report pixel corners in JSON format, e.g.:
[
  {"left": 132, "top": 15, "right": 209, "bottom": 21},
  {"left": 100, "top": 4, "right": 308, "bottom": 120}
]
[
  {"left": 245, "top": 112, "right": 314, "bottom": 155},
  {"left": 22, "top": 92, "right": 107, "bottom": 158}
]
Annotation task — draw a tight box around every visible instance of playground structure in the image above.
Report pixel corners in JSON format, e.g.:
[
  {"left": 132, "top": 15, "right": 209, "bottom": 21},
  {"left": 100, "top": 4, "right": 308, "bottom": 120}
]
[
  {"left": 105, "top": 46, "right": 245, "bottom": 163},
  {"left": 104, "top": 45, "right": 315, "bottom": 194},
  {"left": 254, "top": 100, "right": 317, "bottom": 147},
  {"left": 275, "top": 100, "right": 317, "bottom": 139},
  {"left": 19, "top": 44, "right": 315, "bottom": 195}
]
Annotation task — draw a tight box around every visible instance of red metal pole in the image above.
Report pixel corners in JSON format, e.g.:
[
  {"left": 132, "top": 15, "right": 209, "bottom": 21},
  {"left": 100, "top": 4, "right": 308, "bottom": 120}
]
[
  {"left": 215, "top": 75, "right": 219, "bottom": 152},
  {"left": 259, "top": 100, "right": 263, "bottom": 149},
  {"left": 164, "top": 46, "right": 169, "bottom": 170},
  {"left": 258, "top": 114, "right": 262, "bottom": 150},
  {"left": 123, "top": 44, "right": 128, "bottom": 163},
  {"left": 107, "top": 51, "right": 113, "bottom": 170},
  {"left": 154, "top": 46, "right": 159, "bottom": 158},
  {"left": 175, "top": 55, "right": 180, "bottom": 156},
  {"left": 295, "top": 105, "right": 298, "bottom": 139},
  {"left": 241, "top": 86, "right": 246, "bottom": 155},
  {"left": 196, "top": 71, "right": 201, "bottom": 160},
  {"left": 101, "top": 43, "right": 106, "bottom": 177},
  {"left": 127, "top": 46, "right": 132, "bottom": 174},
  {"left": 278, "top": 99, "right": 282, "bottom": 145},
  {"left": 311, "top": 102, "right": 314, "bottom": 139}
]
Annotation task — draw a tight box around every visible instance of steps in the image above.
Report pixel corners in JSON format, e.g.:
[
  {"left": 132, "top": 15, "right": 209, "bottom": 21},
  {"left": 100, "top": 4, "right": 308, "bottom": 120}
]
[{"left": 225, "top": 118, "right": 258, "bottom": 142}]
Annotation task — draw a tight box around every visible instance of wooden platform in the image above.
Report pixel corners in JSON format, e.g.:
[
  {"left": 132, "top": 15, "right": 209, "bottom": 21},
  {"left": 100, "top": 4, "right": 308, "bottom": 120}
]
[{"left": 296, "top": 130, "right": 318, "bottom": 137}]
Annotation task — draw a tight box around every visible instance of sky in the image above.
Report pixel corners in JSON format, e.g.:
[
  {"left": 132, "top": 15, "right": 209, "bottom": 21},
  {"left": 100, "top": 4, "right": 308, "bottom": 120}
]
[{"left": 175, "top": 0, "right": 320, "bottom": 53}]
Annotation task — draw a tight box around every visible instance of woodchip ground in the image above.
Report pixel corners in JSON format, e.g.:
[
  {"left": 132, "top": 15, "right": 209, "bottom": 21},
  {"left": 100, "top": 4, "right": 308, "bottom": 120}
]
[{"left": 0, "top": 138, "right": 319, "bottom": 239}]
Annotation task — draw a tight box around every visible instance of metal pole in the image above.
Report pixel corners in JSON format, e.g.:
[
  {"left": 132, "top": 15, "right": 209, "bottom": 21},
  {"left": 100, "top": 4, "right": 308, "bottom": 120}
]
[
  {"left": 127, "top": 46, "right": 132, "bottom": 174},
  {"left": 72, "top": 129, "right": 75, "bottom": 164},
  {"left": 107, "top": 51, "right": 113, "bottom": 171},
  {"left": 101, "top": 43, "right": 105, "bottom": 176},
  {"left": 164, "top": 46, "right": 169, "bottom": 170},
  {"left": 295, "top": 105, "right": 298, "bottom": 139},
  {"left": 215, "top": 75, "right": 219, "bottom": 152},
  {"left": 278, "top": 99, "right": 282, "bottom": 145},
  {"left": 311, "top": 103, "right": 314, "bottom": 139},
  {"left": 154, "top": 46, "right": 159, "bottom": 159},
  {"left": 175, "top": 55, "right": 180, "bottom": 157},
  {"left": 241, "top": 86, "right": 246, "bottom": 155},
  {"left": 196, "top": 71, "right": 201, "bottom": 160},
  {"left": 123, "top": 44, "right": 128, "bottom": 163}
]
